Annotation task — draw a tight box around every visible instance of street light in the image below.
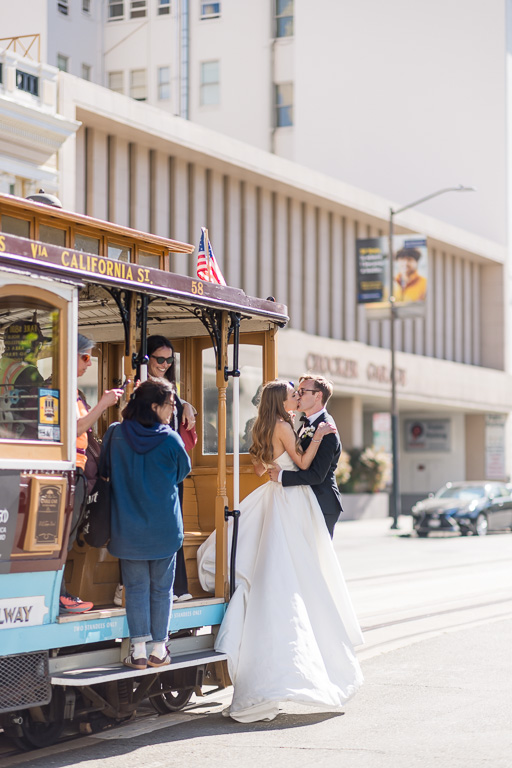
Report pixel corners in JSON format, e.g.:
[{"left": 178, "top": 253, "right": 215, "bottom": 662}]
[{"left": 389, "top": 185, "right": 475, "bottom": 529}]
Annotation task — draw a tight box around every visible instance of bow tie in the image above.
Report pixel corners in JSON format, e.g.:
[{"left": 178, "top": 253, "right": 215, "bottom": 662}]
[{"left": 300, "top": 415, "right": 310, "bottom": 425}]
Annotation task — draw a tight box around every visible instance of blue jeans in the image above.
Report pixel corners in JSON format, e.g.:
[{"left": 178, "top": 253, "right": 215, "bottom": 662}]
[{"left": 120, "top": 556, "right": 176, "bottom": 643}]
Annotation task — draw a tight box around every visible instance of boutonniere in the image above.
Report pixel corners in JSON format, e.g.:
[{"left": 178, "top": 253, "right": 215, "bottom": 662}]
[{"left": 301, "top": 426, "right": 316, "bottom": 439}]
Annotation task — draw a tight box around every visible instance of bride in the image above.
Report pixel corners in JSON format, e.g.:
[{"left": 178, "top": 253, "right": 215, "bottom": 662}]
[{"left": 197, "top": 380, "right": 364, "bottom": 723}]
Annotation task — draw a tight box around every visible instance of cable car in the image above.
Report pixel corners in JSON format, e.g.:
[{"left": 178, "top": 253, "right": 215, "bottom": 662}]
[{"left": 0, "top": 192, "right": 287, "bottom": 750}]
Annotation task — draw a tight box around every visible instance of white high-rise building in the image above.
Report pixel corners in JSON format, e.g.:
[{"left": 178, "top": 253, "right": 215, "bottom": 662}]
[
  {"left": 1, "top": 1, "right": 512, "bottom": 507},
  {"left": 0, "top": 1, "right": 506, "bottom": 240}
]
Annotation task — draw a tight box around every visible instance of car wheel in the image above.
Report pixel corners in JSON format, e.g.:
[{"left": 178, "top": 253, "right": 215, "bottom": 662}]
[
  {"left": 474, "top": 513, "right": 488, "bottom": 536},
  {"left": 417, "top": 531, "right": 429, "bottom": 538}
]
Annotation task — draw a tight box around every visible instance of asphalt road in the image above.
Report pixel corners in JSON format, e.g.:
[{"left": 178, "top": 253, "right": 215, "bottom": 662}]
[{"left": 2, "top": 516, "right": 511, "bottom": 768}]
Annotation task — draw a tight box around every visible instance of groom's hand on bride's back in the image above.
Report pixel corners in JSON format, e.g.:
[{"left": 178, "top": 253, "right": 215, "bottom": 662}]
[{"left": 267, "top": 464, "right": 280, "bottom": 482}]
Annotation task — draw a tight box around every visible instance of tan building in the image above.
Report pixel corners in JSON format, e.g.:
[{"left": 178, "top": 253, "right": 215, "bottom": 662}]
[{"left": 1, "top": 47, "right": 511, "bottom": 510}]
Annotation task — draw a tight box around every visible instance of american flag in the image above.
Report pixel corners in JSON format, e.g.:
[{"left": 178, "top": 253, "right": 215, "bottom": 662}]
[{"left": 196, "top": 227, "right": 226, "bottom": 285}]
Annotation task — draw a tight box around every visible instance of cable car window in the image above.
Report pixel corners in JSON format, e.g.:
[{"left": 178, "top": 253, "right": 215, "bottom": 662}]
[
  {"left": 174, "top": 352, "right": 181, "bottom": 397},
  {"left": 78, "top": 352, "right": 99, "bottom": 410},
  {"left": 1, "top": 215, "right": 30, "bottom": 239},
  {"left": 202, "top": 347, "right": 218, "bottom": 453},
  {"left": 202, "top": 344, "right": 263, "bottom": 455},
  {"left": 0, "top": 298, "right": 61, "bottom": 442},
  {"left": 75, "top": 233, "right": 100, "bottom": 254},
  {"left": 239, "top": 350, "right": 264, "bottom": 453},
  {"left": 138, "top": 250, "right": 160, "bottom": 269},
  {"left": 39, "top": 224, "right": 67, "bottom": 247},
  {"left": 108, "top": 243, "right": 131, "bottom": 262}
]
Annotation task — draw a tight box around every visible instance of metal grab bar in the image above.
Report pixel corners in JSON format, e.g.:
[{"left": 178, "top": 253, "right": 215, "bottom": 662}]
[{"left": 224, "top": 506, "right": 240, "bottom": 599}]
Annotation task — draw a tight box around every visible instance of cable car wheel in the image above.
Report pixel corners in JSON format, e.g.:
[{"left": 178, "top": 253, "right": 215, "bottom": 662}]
[
  {"left": 149, "top": 671, "right": 194, "bottom": 713},
  {"left": 4, "top": 687, "right": 65, "bottom": 751}
]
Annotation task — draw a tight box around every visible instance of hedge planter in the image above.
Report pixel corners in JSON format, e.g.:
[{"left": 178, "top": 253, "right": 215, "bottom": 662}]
[{"left": 340, "top": 492, "right": 389, "bottom": 521}]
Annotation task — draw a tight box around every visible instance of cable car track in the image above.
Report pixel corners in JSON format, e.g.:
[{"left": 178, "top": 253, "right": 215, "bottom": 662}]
[
  {"left": 345, "top": 556, "right": 512, "bottom": 584},
  {"left": 360, "top": 595, "right": 512, "bottom": 632}
]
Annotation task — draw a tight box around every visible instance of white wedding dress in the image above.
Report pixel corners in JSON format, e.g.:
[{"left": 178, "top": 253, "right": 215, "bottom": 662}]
[{"left": 196, "top": 452, "right": 364, "bottom": 723}]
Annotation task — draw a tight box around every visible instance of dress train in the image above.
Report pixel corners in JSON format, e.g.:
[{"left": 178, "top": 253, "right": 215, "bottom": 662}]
[{"left": 197, "top": 452, "right": 364, "bottom": 722}]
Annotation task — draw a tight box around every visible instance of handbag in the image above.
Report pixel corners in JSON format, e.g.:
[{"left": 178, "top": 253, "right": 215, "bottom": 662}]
[
  {"left": 78, "top": 425, "right": 116, "bottom": 548},
  {"left": 179, "top": 420, "right": 198, "bottom": 452},
  {"left": 84, "top": 431, "right": 101, "bottom": 495}
]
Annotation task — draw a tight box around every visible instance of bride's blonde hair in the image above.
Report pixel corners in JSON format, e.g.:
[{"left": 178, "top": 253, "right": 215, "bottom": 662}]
[{"left": 249, "top": 380, "right": 299, "bottom": 464}]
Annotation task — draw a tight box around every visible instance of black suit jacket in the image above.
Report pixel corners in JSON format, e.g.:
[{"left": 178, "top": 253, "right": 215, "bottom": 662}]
[{"left": 281, "top": 412, "right": 342, "bottom": 537}]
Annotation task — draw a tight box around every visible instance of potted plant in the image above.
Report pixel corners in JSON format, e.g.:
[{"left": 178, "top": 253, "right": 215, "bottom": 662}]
[{"left": 336, "top": 447, "right": 391, "bottom": 519}]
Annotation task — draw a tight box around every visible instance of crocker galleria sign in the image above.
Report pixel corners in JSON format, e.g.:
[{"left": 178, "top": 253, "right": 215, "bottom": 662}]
[{"left": 305, "top": 353, "right": 407, "bottom": 387}]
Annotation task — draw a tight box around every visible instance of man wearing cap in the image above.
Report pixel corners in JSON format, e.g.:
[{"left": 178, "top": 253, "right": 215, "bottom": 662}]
[
  {"left": 59, "top": 334, "right": 124, "bottom": 615},
  {"left": 0, "top": 320, "right": 44, "bottom": 439}
]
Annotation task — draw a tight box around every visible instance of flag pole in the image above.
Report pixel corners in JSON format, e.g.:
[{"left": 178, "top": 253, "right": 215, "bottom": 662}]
[{"left": 204, "top": 227, "right": 212, "bottom": 282}]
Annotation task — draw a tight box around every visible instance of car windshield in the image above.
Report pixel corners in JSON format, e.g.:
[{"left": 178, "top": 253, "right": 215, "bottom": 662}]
[{"left": 437, "top": 486, "right": 486, "bottom": 500}]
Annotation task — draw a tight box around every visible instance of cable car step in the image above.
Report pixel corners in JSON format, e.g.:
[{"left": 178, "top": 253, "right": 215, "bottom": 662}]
[{"left": 51, "top": 649, "right": 228, "bottom": 686}]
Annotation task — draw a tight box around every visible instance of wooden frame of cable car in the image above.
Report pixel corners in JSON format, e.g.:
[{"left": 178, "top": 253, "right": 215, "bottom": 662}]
[{"left": 0, "top": 193, "right": 190, "bottom": 269}]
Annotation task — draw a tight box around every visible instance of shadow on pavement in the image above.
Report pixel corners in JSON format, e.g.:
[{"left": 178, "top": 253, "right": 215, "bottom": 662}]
[{"left": 17, "top": 710, "right": 345, "bottom": 768}]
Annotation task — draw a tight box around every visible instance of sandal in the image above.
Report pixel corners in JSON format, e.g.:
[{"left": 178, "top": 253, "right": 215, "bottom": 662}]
[
  {"left": 123, "top": 655, "right": 147, "bottom": 670},
  {"left": 147, "top": 652, "right": 171, "bottom": 668}
]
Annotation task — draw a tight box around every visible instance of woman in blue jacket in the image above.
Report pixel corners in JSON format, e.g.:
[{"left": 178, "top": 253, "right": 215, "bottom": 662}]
[{"left": 104, "top": 379, "right": 191, "bottom": 670}]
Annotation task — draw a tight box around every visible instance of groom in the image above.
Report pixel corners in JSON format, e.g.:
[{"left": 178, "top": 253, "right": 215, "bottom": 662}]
[{"left": 268, "top": 374, "right": 342, "bottom": 538}]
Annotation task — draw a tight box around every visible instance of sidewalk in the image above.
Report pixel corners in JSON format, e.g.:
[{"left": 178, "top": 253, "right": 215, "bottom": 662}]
[{"left": 335, "top": 514, "right": 414, "bottom": 539}]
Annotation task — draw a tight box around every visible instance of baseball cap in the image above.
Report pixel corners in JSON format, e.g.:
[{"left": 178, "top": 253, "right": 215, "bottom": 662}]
[
  {"left": 77, "top": 334, "right": 95, "bottom": 355},
  {"left": 4, "top": 319, "right": 46, "bottom": 360}
]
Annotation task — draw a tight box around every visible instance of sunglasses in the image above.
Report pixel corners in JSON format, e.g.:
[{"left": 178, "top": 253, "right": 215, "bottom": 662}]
[
  {"left": 297, "top": 388, "right": 319, "bottom": 397},
  {"left": 151, "top": 355, "right": 174, "bottom": 365},
  {"left": 80, "top": 353, "right": 92, "bottom": 363}
]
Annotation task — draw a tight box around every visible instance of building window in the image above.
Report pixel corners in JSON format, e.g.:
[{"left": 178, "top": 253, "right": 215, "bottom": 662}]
[
  {"left": 82, "top": 0, "right": 91, "bottom": 11},
  {"left": 130, "top": 69, "right": 147, "bottom": 100},
  {"left": 108, "top": 70, "right": 124, "bottom": 93},
  {"left": 158, "top": 0, "right": 170, "bottom": 14},
  {"left": 130, "top": 0, "right": 146, "bottom": 18},
  {"left": 108, "top": 0, "right": 124, "bottom": 20},
  {"left": 275, "top": 82, "right": 293, "bottom": 127},
  {"left": 200, "top": 2, "right": 220, "bottom": 19},
  {"left": 82, "top": 63, "right": 92, "bottom": 81},
  {"left": 57, "top": 0, "right": 69, "bottom": 15},
  {"left": 57, "top": 54, "right": 69, "bottom": 72},
  {"left": 200, "top": 60, "right": 219, "bottom": 106},
  {"left": 158, "top": 66, "right": 170, "bottom": 99},
  {"left": 275, "top": 0, "right": 293, "bottom": 37},
  {"left": 16, "top": 70, "right": 39, "bottom": 96}
]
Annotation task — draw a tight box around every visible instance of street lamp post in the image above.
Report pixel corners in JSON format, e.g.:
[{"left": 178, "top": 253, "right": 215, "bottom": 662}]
[{"left": 389, "top": 185, "right": 475, "bottom": 529}]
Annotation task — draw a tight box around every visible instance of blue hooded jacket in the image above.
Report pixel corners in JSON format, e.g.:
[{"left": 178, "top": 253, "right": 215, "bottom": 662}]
[{"left": 105, "top": 420, "right": 191, "bottom": 560}]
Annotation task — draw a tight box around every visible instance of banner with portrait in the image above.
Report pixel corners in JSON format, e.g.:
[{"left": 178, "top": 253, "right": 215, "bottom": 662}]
[{"left": 356, "top": 234, "right": 428, "bottom": 317}]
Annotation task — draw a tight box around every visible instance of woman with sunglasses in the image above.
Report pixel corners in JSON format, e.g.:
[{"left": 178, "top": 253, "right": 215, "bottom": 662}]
[
  {"left": 145, "top": 335, "right": 196, "bottom": 430},
  {"left": 197, "top": 380, "right": 363, "bottom": 723},
  {"left": 59, "top": 334, "right": 124, "bottom": 616}
]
